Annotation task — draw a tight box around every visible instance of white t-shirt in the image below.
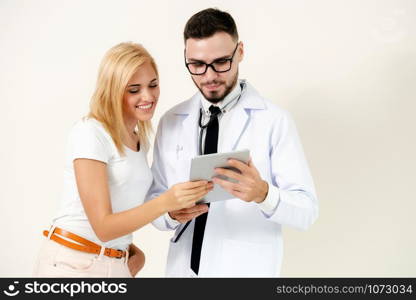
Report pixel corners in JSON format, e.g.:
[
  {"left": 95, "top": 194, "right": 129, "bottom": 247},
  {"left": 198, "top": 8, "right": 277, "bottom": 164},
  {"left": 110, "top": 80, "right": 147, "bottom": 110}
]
[{"left": 52, "top": 118, "right": 153, "bottom": 250}]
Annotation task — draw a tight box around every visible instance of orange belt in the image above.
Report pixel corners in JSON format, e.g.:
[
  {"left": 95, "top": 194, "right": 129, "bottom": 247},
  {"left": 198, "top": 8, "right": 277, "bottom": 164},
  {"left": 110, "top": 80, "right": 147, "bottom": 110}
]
[{"left": 43, "top": 227, "right": 126, "bottom": 259}]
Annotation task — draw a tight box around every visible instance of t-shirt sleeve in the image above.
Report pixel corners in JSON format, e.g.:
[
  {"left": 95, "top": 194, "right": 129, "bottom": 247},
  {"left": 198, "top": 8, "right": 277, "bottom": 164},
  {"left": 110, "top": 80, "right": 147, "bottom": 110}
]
[{"left": 67, "top": 120, "right": 112, "bottom": 163}]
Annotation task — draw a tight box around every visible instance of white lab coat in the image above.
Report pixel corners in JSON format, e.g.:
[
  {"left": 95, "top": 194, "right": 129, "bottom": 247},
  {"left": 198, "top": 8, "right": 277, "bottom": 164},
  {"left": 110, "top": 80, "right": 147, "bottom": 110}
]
[{"left": 147, "top": 81, "right": 318, "bottom": 277}]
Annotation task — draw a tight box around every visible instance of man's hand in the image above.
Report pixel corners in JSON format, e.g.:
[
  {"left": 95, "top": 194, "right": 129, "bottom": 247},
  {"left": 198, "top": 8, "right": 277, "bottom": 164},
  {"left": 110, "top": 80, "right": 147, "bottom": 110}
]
[
  {"left": 212, "top": 159, "right": 268, "bottom": 203},
  {"left": 127, "top": 243, "right": 145, "bottom": 277},
  {"left": 168, "top": 204, "right": 209, "bottom": 223}
]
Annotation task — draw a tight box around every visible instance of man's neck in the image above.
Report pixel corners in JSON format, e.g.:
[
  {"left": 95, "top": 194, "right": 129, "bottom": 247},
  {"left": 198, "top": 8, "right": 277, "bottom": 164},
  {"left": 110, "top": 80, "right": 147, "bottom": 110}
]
[{"left": 201, "top": 80, "right": 242, "bottom": 113}]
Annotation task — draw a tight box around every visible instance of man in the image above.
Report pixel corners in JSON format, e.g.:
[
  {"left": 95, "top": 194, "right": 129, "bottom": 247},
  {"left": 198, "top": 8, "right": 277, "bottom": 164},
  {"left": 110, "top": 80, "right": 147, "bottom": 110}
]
[{"left": 147, "top": 8, "right": 318, "bottom": 277}]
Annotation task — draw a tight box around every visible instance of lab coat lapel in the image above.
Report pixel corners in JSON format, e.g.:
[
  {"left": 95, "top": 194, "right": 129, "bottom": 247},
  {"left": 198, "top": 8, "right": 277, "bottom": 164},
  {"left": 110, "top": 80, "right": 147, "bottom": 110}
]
[
  {"left": 220, "top": 82, "right": 267, "bottom": 152},
  {"left": 220, "top": 103, "right": 250, "bottom": 152}
]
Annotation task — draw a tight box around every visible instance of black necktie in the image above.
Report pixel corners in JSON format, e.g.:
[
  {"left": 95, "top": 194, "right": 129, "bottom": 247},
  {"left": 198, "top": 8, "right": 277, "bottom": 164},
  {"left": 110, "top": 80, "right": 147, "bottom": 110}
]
[{"left": 191, "top": 105, "right": 221, "bottom": 274}]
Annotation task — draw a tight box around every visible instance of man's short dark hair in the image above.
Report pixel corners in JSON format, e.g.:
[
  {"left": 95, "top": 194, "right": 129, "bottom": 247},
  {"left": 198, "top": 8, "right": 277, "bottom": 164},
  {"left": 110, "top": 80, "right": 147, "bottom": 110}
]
[{"left": 184, "top": 8, "right": 239, "bottom": 42}]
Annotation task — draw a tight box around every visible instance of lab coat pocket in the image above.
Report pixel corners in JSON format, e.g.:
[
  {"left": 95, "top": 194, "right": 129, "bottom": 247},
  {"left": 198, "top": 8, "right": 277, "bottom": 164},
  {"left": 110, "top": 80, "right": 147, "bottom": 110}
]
[
  {"left": 165, "top": 149, "right": 190, "bottom": 183},
  {"left": 218, "top": 239, "right": 274, "bottom": 277}
]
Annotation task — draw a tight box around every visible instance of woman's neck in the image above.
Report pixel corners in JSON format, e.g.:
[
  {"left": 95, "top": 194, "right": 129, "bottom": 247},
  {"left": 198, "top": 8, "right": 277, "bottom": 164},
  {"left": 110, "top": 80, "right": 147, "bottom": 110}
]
[
  {"left": 122, "top": 118, "right": 140, "bottom": 152},
  {"left": 124, "top": 118, "right": 137, "bottom": 135}
]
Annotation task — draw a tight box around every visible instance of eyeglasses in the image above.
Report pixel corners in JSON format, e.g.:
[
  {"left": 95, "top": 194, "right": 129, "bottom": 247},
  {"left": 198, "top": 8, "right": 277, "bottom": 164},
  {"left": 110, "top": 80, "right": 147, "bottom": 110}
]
[{"left": 184, "top": 43, "right": 239, "bottom": 75}]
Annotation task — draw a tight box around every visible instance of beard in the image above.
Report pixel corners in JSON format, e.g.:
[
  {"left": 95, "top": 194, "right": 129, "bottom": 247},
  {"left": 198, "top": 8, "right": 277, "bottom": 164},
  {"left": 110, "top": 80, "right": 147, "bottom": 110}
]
[{"left": 192, "top": 71, "right": 239, "bottom": 104}]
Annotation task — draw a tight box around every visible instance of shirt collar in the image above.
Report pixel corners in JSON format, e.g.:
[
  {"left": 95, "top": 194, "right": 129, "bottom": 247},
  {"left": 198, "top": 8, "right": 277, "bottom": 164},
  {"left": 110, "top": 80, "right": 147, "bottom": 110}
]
[{"left": 200, "top": 80, "right": 242, "bottom": 115}]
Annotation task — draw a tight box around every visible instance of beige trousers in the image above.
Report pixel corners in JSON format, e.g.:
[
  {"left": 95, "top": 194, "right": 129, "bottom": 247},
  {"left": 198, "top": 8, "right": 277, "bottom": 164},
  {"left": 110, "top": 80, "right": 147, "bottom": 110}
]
[{"left": 33, "top": 237, "right": 132, "bottom": 278}]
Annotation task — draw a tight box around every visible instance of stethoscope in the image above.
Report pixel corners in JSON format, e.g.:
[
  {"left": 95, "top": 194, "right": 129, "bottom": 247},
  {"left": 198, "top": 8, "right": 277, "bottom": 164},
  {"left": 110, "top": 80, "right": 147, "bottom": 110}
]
[
  {"left": 197, "top": 89, "right": 244, "bottom": 155},
  {"left": 173, "top": 84, "right": 245, "bottom": 243}
]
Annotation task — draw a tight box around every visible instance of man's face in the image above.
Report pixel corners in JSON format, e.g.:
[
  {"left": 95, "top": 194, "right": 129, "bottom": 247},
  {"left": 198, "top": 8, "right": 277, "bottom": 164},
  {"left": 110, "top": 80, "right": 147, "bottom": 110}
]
[{"left": 185, "top": 32, "right": 243, "bottom": 103}]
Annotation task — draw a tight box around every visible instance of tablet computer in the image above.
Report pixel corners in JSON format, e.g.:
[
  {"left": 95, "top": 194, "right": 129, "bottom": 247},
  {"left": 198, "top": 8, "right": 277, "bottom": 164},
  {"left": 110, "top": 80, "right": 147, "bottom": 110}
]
[{"left": 189, "top": 149, "right": 250, "bottom": 203}]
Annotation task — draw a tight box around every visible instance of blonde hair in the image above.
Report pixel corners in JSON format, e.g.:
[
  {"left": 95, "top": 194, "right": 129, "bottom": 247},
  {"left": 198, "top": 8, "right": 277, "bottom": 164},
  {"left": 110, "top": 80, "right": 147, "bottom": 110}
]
[{"left": 88, "top": 42, "right": 158, "bottom": 155}]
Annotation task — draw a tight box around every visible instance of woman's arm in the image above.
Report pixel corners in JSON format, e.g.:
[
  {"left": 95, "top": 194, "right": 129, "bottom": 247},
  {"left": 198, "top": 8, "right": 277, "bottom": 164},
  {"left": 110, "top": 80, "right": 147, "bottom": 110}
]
[{"left": 74, "top": 158, "right": 211, "bottom": 242}]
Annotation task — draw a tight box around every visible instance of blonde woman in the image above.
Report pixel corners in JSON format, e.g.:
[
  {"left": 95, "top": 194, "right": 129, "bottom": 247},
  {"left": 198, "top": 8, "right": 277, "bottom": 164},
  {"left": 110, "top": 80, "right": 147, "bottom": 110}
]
[{"left": 33, "top": 42, "right": 212, "bottom": 277}]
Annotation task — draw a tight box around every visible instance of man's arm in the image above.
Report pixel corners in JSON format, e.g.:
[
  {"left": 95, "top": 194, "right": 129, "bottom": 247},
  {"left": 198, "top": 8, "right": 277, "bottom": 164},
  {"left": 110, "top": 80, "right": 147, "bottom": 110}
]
[
  {"left": 264, "top": 110, "right": 318, "bottom": 230},
  {"left": 213, "top": 110, "right": 318, "bottom": 230}
]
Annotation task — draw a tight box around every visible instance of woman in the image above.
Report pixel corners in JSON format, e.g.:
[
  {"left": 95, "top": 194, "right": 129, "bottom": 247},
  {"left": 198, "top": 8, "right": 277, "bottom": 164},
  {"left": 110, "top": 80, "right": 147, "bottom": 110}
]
[{"left": 33, "top": 42, "right": 212, "bottom": 277}]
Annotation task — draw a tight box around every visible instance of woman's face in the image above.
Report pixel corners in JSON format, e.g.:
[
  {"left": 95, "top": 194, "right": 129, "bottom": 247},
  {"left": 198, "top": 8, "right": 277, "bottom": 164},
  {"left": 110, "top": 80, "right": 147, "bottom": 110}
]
[{"left": 123, "top": 61, "right": 159, "bottom": 123}]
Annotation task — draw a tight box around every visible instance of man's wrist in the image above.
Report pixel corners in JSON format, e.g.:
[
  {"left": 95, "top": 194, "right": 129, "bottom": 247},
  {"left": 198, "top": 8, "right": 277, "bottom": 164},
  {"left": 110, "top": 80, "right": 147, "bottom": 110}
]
[
  {"left": 258, "top": 183, "right": 279, "bottom": 215},
  {"left": 255, "top": 180, "right": 269, "bottom": 203},
  {"left": 165, "top": 212, "right": 181, "bottom": 229}
]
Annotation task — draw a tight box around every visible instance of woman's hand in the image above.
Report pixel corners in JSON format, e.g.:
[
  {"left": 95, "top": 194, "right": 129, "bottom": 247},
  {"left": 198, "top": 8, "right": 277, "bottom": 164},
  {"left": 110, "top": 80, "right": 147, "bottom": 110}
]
[
  {"left": 127, "top": 243, "right": 145, "bottom": 277},
  {"left": 163, "top": 181, "right": 213, "bottom": 211}
]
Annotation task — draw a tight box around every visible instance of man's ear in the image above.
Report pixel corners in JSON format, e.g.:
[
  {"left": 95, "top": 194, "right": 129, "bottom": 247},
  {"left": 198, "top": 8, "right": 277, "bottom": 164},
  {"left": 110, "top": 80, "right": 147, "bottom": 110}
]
[{"left": 237, "top": 41, "right": 244, "bottom": 63}]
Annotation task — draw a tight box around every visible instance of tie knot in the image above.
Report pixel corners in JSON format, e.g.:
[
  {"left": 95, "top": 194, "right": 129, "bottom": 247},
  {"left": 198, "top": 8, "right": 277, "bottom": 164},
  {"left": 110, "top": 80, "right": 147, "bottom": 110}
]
[{"left": 209, "top": 105, "right": 221, "bottom": 116}]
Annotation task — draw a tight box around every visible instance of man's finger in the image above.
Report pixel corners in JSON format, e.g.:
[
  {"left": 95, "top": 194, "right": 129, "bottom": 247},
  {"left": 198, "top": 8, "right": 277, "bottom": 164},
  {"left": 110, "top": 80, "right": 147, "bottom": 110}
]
[
  {"left": 175, "top": 207, "right": 208, "bottom": 218},
  {"left": 212, "top": 176, "right": 243, "bottom": 193},
  {"left": 180, "top": 204, "right": 209, "bottom": 214},
  {"left": 214, "top": 167, "right": 246, "bottom": 183},
  {"left": 176, "top": 210, "right": 207, "bottom": 223},
  {"left": 228, "top": 159, "right": 251, "bottom": 174}
]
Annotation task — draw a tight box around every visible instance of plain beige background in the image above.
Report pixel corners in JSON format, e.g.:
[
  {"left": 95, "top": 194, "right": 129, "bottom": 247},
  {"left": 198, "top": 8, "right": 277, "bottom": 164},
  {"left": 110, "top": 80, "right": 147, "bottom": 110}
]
[{"left": 1, "top": 0, "right": 415, "bottom": 277}]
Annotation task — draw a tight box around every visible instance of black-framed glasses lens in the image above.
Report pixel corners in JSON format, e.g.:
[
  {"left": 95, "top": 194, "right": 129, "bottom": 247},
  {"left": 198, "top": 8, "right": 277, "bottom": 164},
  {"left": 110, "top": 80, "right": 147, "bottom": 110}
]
[{"left": 187, "top": 60, "right": 232, "bottom": 75}]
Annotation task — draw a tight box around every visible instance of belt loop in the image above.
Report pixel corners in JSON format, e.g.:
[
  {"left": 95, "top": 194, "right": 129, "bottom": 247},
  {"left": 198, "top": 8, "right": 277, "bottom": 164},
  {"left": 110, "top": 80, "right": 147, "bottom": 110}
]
[
  {"left": 97, "top": 245, "right": 106, "bottom": 261},
  {"left": 47, "top": 224, "right": 57, "bottom": 240},
  {"left": 125, "top": 247, "right": 130, "bottom": 266}
]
